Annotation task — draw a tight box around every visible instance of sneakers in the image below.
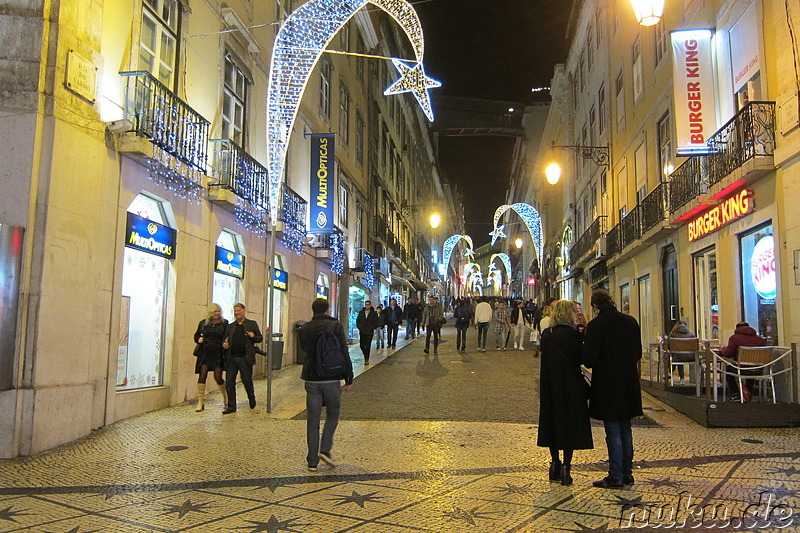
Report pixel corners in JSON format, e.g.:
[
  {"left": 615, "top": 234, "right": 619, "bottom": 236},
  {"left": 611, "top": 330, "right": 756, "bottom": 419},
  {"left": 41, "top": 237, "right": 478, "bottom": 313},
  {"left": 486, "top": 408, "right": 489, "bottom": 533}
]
[
  {"left": 307, "top": 465, "right": 318, "bottom": 472},
  {"left": 593, "top": 476, "right": 625, "bottom": 489},
  {"left": 502, "top": 347, "right": 506, "bottom": 351},
  {"left": 318, "top": 452, "right": 337, "bottom": 466},
  {"left": 519, "top": 347, "right": 525, "bottom": 351}
]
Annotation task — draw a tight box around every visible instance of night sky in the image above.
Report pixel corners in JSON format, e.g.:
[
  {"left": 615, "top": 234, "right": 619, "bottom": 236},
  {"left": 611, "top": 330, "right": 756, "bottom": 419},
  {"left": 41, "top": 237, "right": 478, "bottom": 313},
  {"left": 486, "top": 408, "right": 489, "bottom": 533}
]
[{"left": 414, "top": 0, "right": 573, "bottom": 245}]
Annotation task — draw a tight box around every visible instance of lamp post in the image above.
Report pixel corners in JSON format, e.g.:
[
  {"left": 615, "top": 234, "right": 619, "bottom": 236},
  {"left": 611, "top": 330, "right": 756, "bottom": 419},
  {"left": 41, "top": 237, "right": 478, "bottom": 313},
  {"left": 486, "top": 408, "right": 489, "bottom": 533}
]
[{"left": 630, "top": 0, "right": 665, "bottom": 27}]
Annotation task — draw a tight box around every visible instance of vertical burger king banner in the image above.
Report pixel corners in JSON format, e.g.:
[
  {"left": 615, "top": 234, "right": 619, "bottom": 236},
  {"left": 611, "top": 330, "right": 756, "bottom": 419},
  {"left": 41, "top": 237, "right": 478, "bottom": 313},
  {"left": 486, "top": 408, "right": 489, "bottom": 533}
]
[
  {"left": 308, "top": 133, "right": 335, "bottom": 234},
  {"left": 671, "top": 29, "right": 716, "bottom": 155}
]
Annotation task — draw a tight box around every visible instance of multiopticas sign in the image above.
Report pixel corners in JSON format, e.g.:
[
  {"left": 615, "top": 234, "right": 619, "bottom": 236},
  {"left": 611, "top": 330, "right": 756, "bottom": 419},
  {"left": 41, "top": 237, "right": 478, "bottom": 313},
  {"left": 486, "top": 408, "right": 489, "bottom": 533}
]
[
  {"left": 688, "top": 189, "right": 753, "bottom": 242},
  {"left": 125, "top": 212, "right": 176, "bottom": 259}
]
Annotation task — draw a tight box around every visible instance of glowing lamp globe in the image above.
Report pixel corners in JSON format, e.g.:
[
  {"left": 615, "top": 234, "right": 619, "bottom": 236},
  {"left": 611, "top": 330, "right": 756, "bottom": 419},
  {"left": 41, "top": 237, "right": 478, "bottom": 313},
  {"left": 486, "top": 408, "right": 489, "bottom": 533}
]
[
  {"left": 545, "top": 162, "right": 562, "bottom": 185},
  {"left": 430, "top": 213, "right": 441, "bottom": 228},
  {"left": 515, "top": 238, "right": 523, "bottom": 249},
  {"left": 630, "top": 0, "right": 664, "bottom": 27}
]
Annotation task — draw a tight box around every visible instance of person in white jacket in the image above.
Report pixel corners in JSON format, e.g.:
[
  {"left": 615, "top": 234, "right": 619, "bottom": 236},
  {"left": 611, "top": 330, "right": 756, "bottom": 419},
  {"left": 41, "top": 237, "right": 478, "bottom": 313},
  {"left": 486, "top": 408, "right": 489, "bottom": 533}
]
[{"left": 474, "top": 297, "right": 493, "bottom": 353}]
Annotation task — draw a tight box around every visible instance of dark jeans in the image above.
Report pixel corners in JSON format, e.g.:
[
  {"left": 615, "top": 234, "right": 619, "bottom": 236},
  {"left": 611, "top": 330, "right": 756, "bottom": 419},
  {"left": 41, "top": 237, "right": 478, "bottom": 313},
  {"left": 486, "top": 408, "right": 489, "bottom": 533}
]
[
  {"left": 226, "top": 356, "right": 255, "bottom": 410},
  {"left": 305, "top": 381, "right": 342, "bottom": 467},
  {"left": 425, "top": 324, "right": 441, "bottom": 351},
  {"left": 405, "top": 319, "right": 416, "bottom": 339},
  {"left": 603, "top": 419, "right": 634, "bottom": 481},
  {"left": 456, "top": 326, "right": 468, "bottom": 350},
  {"left": 359, "top": 333, "right": 373, "bottom": 362},
  {"left": 476, "top": 322, "right": 490, "bottom": 349},
  {"left": 387, "top": 324, "right": 400, "bottom": 347}
]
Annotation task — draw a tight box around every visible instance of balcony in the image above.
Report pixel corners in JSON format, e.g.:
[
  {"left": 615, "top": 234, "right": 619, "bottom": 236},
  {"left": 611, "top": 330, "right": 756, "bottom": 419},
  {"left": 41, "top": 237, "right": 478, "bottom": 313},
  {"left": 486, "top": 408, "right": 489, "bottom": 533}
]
[
  {"left": 706, "top": 101, "right": 775, "bottom": 188},
  {"left": 640, "top": 182, "right": 670, "bottom": 238},
  {"left": 278, "top": 184, "right": 307, "bottom": 255},
  {"left": 569, "top": 216, "right": 606, "bottom": 265},
  {"left": 619, "top": 205, "right": 640, "bottom": 250},
  {"left": 208, "top": 140, "right": 269, "bottom": 209},
  {"left": 119, "top": 71, "right": 210, "bottom": 171},
  {"left": 606, "top": 223, "right": 620, "bottom": 258},
  {"left": 668, "top": 156, "right": 704, "bottom": 213}
]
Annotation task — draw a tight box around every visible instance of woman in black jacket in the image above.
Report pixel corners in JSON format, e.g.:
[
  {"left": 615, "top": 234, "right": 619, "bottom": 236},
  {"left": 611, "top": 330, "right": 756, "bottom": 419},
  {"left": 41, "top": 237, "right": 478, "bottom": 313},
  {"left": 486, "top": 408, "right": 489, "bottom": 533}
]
[
  {"left": 193, "top": 303, "right": 229, "bottom": 411},
  {"left": 537, "top": 300, "right": 593, "bottom": 485}
]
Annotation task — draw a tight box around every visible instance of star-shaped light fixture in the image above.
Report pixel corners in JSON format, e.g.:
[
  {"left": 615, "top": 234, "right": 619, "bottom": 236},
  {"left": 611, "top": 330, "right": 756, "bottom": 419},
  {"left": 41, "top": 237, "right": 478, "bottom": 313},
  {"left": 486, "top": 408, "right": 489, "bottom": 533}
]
[
  {"left": 384, "top": 59, "right": 441, "bottom": 121},
  {"left": 489, "top": 225, "right": 507, "bottom": 242},
  {"left": 464, "top": 248, "right": 475, "bottom": 257}
]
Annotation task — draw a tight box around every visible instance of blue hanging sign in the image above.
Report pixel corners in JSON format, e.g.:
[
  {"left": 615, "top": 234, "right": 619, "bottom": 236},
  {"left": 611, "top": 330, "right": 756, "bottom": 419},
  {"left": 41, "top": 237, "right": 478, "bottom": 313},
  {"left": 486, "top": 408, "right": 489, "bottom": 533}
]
[
  {"left": 308, "top": 133, "right": 335, "bottom": 234},
  {"left": 125, "top": 212, "right": 176, "bottom": 259},
  {"left": 214, "top": 246, "right": 245, "bottom": 279},
  {"left": 273, "top": 268, "right": 289, "bottom": 291}
]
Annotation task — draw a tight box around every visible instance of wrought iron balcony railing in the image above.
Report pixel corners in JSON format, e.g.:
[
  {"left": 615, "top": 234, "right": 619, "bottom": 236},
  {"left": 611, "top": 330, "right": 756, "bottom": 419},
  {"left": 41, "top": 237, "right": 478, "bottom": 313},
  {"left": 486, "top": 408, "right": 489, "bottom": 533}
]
[
  {"left": 209, "top": 140, "right": 269, "bottom": 211},
  {"left": 706, "top": 101, "right": 775, "bottom": 186},
  {"left": 640, "top": 182, "right": 668, "bottom": 234},
  {"left": 606, "top": 223, "right": 621, "bottom": 258},
  {"left": 619, "top": 205, "right": 641, "bottom": 250},
  {"left": 279, "top": 184, "right": 307, "bottom": 254},
  {"left": 570, "top": 216, "right": 606, "bottom": 263},
  {"left": 120, "top": 71, "right": 210, "bottom": 170},
  {"left": 668, "top": 156, "right": 705, "bottom": 212}
]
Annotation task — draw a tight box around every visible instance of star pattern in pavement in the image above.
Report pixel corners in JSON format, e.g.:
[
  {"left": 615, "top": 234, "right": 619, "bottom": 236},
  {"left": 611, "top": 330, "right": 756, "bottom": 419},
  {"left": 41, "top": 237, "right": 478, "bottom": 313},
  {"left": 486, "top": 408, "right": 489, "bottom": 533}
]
[
  {"left": 644, "top": 477, "right": 684, "bottom": 489},
  {"left": 0, "top": 505, "right": 31, "bottom": 523},
  {"left": 161, "top": 498, "right": 214, "bottom": 519},
  {"left": 46, "top": 527, "right": 101, "bottom": 533},
  {"left": 770, "top": 466, "right": 800, "bottom": 477},
  {"left": 441, "top": 506, "right": 495, "bottom": 526},
  {"left": 490, "top": 482, "right": 536, "bottom": 497},
  {"left": 233, "top": 516, "right": 311, "bottom": 533},
  {"left": 248, "top": 480, "right": 296, "bottom": 494},
  {"left": 557, "top": 521, "right": 614, "bottom": 531},
  {"left": 758, "top": 484, "right": 800, "bottom": 500},
  {"left": 92, "top": 486, "right": 133, "bottom": 500},
  {"left": 604, "top": 494, "right": 653, "bottom": 509},
  {"left": 327, "top": 490, "right": 385, "bottom": 508}
]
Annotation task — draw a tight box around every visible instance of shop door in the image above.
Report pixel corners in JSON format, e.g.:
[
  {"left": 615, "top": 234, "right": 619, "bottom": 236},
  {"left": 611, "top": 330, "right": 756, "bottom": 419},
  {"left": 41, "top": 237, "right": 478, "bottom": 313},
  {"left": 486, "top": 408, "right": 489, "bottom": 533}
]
[
  {"left": 661, "top": 245, "right": 679, "bottom": 336},
  {"left": 638, "top": 275, "right": 653, "bottom": 346},
  {"left": 693, "top": 249, "right": 718, "bottom": 341}
]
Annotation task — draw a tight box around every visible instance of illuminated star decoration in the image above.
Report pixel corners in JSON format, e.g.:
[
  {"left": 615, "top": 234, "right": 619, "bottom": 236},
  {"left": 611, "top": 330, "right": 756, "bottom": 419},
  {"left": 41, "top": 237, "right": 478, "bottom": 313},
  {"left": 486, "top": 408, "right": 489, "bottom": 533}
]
[
  {"left": 267, "top": 0, "right": 438, "bottom": 225},
  {"left": 161, "top": 499, "right": 214, "bottom": 519},
  {"left": 442, "top": 234, "right": 475, "bottom": 279},
  {"left": 464, "top": 248, "right": 475, "bottom": 258},
  {"left": 327, "top": 490, "right": 386, "bottom": 507},
  {"left": 491, "top": 203, "right": 544, "bottom": 268},
  {"left": 384, "top": 59, "right": 441, "bottom": 121},
  {"left": 489, "top": 225, "right": 507, "bottom": 242}
]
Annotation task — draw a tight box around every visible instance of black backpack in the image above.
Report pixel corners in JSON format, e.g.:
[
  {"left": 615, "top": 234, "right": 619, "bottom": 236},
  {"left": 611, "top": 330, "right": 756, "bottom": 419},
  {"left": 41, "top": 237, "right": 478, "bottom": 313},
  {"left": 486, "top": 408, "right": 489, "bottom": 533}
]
[{"left": 314, "top": 321, "right": 348, "bottom": 379}]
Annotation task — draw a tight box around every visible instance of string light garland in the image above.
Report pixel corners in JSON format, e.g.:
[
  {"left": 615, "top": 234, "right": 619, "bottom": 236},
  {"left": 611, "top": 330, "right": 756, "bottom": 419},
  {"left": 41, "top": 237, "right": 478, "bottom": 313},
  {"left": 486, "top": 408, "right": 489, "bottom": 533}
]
[
  {"left": 279, "top": 185, "right": 308, "bottom": 254},
  {"left": 490, "top": 253, "right": 512, "bottom": 280},
  {"left": 267, "top": 0, "right": 439, "bottom": 225},
  {"left": 363, "top": 250, "right": 375, "bottom": 289},
  {"left": 491, "top": 203, "right": 543, "bottom": 268},
  {"left": 147, "top": 146, "right": 205, "bottom": 204},
  {"left": 442, "top": 234, "right": 475, "bottom": 279},
  {"left": 329, "top": 231, "right": 345, "bottom": 275}
]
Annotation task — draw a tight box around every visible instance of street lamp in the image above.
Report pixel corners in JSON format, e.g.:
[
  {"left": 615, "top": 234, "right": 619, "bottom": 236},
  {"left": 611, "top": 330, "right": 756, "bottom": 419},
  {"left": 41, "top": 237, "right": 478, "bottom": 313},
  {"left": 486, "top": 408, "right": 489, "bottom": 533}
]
[
  {"left": 630, "top": 0, "right": 665, "bottom": 27},
  {"left": 545, "top": 162, "right": 562, "bottom": 185},
  {"left": 429, "top": 213, "right": 441, "bottom": 228},
  {"left": 515, "top": 237, "right": 523, "bottom": 249},
  {"left": 545, "top": 144, "right": 610, "bottom": 185}
]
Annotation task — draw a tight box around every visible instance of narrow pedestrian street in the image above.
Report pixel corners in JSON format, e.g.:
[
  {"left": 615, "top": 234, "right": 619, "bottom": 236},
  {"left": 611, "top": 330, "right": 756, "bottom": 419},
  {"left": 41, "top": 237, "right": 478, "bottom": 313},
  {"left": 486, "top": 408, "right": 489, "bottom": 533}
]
[{"left": 1, "top": 324, "right": 799, "bottom": 532}]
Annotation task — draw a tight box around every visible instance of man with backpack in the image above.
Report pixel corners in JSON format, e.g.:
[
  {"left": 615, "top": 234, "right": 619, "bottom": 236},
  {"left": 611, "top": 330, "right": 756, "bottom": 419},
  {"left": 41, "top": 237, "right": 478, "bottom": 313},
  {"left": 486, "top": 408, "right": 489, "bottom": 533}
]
[{"left": 298, "top": 298, "right": 354, "bottom": 472}]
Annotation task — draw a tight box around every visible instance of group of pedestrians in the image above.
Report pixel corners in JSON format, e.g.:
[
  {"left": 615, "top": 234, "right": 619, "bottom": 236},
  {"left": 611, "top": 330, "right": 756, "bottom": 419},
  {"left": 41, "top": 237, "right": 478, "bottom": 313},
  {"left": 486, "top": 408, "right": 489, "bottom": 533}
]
[{"left": 537, "top": 289, "right": 643, "bottom": 490}]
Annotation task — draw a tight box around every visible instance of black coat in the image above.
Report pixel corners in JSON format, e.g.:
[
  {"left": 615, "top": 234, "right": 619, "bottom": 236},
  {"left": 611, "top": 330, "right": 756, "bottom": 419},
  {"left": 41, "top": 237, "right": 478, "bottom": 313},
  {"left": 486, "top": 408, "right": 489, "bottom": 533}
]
[
  {"left": 385, "top": 305, "right": 404, "bottom": 325},
  {"left": 223, "top": 318, "right": 264, "bottom": 365},
  {"left": 356, "top": 308, "right": 379, "bottom": 335},
  {"left": 537, "top": 324, "right": 593, "bottom": 450},
  {"left": 582, "top": 304, "right": 643, "bottom": 420},
  {"left": 193, "top": 318, "right": 228, "bottom": 373}
]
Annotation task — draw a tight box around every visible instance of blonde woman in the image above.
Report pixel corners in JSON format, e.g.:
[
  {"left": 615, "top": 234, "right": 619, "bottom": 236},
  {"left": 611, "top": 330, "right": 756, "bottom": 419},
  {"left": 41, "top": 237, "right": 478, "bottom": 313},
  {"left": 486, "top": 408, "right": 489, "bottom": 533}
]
[
  {"left": 537, "top": 300, "right": 593, "bottom": 485},
  {"left": 193, "top": 304, "right": 229, "bottom": 411}
]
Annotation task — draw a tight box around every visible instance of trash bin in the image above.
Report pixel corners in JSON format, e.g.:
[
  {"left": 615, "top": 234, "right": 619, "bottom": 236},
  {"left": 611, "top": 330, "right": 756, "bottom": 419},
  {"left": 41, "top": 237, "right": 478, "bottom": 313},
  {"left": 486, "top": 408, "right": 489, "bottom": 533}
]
[
  {"left": 270, "top": 333, "right": 284, "bottom": 370},
  {"left": 294, "top": 321, "right": 307, "bottom": 364}
]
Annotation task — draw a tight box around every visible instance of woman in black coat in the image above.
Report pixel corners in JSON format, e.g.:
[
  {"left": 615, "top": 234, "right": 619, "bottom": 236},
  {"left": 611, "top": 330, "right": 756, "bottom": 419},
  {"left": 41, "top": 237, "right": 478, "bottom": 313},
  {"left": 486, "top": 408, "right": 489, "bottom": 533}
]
[
  {"left": 193, "top": 303, "right": 229, "bottom": 411},
  {"left": 537, "top": 300, "right": 593, "bottom": 485}
]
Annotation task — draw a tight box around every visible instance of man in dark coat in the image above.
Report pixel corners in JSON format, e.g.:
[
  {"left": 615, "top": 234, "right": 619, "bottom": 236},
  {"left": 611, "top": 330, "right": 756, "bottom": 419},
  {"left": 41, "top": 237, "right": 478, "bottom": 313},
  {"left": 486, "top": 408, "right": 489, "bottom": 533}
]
[
  {"left": 583, "top": 289, "right": 642, "bottom": 489},
  {"left": 720, "top": 321, "right": 766, "bottom": 400},
  {"left": 222, "top": 303, "right": 264, "bottom": 414},
  {"left": 355, "top": 301, "right": 379, "bottom": 365},
  {"left": 299, "top": 298, "right": 354, "bottom": 471},
  {"left": 385, "top": 298, "right": 404, "bottom": 349},
  {"left": 403, "top": 298, "right": 420, "bottom": 340}
]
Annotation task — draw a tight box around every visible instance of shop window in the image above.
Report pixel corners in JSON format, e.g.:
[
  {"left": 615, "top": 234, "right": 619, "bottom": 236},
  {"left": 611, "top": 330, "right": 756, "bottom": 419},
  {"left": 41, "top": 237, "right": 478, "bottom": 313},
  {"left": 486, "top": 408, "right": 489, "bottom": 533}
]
[
  {"left": 620, "top": 283, "right": 631, "bottom": 314},
  {"left": 222, "top": 54, "right": 247, "bottom": 147},
  {"left": 693, "top": 247, "right": 718, "bottom": 341},
  {"left": 270, "top": 254, "right": 287, "bottom": 335},
  {"left": 316, "top": 273, "right": 330, "bottom": 299},
  {"left": 118, "top": 194, "right": 174, "bottom": 390},
  {"left": 213, "top": 230, "right": 245, "bottom": 322},
  {"left": 739, "top": 223, "right": 777, "bottom": 345},
  {"left": 139, "top": 0, "right": 179, "bottom": 89}
]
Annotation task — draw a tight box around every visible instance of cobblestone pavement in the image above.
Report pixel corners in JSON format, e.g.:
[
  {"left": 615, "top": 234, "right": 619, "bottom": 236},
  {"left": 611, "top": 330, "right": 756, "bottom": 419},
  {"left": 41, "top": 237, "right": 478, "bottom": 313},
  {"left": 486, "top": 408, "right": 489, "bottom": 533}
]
[{"left": 2, "top": 325, "right": 800, "bottom": 532}]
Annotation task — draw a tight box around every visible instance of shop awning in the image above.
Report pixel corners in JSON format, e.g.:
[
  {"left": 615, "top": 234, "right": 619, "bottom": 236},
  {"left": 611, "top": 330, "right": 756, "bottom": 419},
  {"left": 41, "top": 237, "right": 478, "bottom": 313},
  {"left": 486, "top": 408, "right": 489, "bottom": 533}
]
[
  {"left": 410, "top": 278, "right": 429, "bottom": 291},
  {"left": 350, "top": 280, "right": 371, "bottom": 294},
  {"left": 391, "top": 276, "right": 415, "bottom": 290},
  {"left": 430, "top": 280, "right": 445, "bottom": 293}
]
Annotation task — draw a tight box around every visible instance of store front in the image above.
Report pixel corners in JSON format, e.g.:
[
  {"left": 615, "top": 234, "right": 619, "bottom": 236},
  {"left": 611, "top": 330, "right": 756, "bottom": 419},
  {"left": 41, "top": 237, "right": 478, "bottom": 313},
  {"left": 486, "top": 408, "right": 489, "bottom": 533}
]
[
  {"left": 118, "top": 194, "right": 176, "bottom": 391},
  {"left": 213, "top": 230, "right": 245, "bottom": 321},
  {"left": 316, "top": 272, "right": 330, "bottom": 300},
  {"left": 348, "top": 282, "right": 368, "bottom": 340},
  {"left": 740, "top": 223, "right": 777, "bottom": 344},
  {"left": 270, "top": 257, "right": 288, "bottom": 337}
]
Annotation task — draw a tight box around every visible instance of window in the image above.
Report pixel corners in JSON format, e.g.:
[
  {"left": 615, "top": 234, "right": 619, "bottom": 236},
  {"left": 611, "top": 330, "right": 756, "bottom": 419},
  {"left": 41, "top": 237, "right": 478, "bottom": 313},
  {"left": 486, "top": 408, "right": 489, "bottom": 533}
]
[
  {"left": 591, "top": 183, "right": 598, "bottom": 216},
  {"left": 222, "top": 55, "right": 247, "bottom": 147},
  {"left": 587, "top": 28, "right": 594, "bottom": 71},
  {"left": 319, "top": 58, "right": 332, "bottom": 118},
  {"left": 355, "top": 111, "right": 364, "bottom": 165},
  {"left": 739, "top": 223, "right": 777, "bottom": 345},
  {"left": 338, "top": 180, "right": 349, "bottom": 227},
  {"left": 601, "top": 170, "right": 607, "bottom": 193},
  {"left": 139, "top": 0, "right": 179, "bottom": 88},
  {"left": 214, "top": 230, "right": 244, "bottom": 322},
  {"left": 579, "top": 53, "right": 585, "bottom": 92},
  {"left": 355, "top": 200, "right": 363, "bottom": 251},
  {"left": 589, "top": 105, "right": 596, "bottom": 144},
  {"left": 275, "top": 0, "right": 291, "bottom": 36},
  {"left": 356, "top": 34, "right": 365, "bottom": 82},
  {"left": 693, "top": 248, "right": 719, "bottom": 341},
  {"left": 655, "top": 20, "right": 668, "bottom": 65},
  {"left": 598, "top": 84, "right": 606, "bottom": 134},
  {"left": 339, "top": 83, "right": 351, "bottom": 146},
  {"left": 658, "top": 113, "right": 673, "bottom": 177},
  {"left": 596, "top": 7, "right": 605, "bottom": 44},
  {"left": 614, "top": 0, "right": 621, "bottom": 34},
  {"left": 632, "top": 37, "right": 644, "bottom": 103},
  {"left": 340, "top": 20, "right": 350, "bottom": 50},
  {"left": 616, "top": 70, "right": 625, "bottom": 131}
]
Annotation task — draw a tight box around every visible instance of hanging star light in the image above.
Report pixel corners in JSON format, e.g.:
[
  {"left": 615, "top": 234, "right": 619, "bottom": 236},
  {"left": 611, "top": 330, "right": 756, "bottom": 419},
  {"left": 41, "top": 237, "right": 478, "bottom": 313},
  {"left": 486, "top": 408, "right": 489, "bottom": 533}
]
[
  {"left": 267, "top": 0, "right": 439, "bottom": 225},
  {"left": 491, "top": 203, "right": 544, "bottom": 268},
  {"left": 442, "top": 234, "right": 475, "bottom": 279},
  {"left": 464, "top": 248, "right": 475, "bottom": 257},
  {"left": 384, "top": 59, "right": 441, "bottom": 121},
  {"left": 489, "top": 225, "right": 507, "bottom": 242}
]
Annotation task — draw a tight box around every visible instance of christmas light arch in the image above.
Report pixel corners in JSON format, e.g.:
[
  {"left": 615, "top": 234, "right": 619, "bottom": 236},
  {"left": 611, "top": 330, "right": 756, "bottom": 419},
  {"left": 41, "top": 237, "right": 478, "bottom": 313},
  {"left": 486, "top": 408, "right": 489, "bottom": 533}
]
[
  {"left": 267, "top": 0, "right": 440, "bottom": 224},
  {"left": 490, "top": 203, "right": 544, "bottom": 269},
  {"left": 442, "top": 234, "right": 475, "bottom": 279},
  {"left": 489, "top": 253, "right": 512, "bottom": 280}
]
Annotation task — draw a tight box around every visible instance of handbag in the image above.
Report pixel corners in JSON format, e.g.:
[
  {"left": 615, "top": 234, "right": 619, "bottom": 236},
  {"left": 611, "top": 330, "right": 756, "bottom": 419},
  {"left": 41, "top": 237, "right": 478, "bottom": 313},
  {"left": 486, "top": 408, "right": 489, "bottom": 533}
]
[
  {"left": 530, "top": 328, "right": 540, "bottom": 343},
  {"left": 193, "top": 343, "right": 203, "bottom": 357}
]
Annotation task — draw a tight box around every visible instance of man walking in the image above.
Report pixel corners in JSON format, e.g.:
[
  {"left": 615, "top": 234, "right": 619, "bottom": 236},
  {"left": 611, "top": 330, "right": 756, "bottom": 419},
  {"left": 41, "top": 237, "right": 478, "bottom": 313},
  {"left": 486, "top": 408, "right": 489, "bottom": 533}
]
[
  {"left": 299, "top": 298, "right": 354, "bottom": 472},
  {"left": 403, "top": 297, "right": 420, "bottom": 340},
  {"left": 474, "top": 297, "right": 492, "bottom": 352},
  {"left": 222, "top": 303, "right": 263, "bottom": 414},
  {"left": 385, "top": 298, "right": 403, "bottom": 349},
  {"left": 421, "top": 295, "right": 444, "bottom": 354},
  {"left": 492, "top": 300, "right": 511, "bottom": 351},
  {"left": 355, "top": 300, "right": 378, "bottom": 365},
  {"left": 583, "top": 289, "right": 642, "bottom": 489}
]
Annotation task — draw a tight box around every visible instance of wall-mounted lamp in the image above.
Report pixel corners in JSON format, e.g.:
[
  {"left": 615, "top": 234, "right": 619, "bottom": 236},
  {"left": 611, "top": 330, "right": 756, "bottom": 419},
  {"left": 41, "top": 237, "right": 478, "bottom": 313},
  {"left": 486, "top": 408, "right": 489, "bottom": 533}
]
[
  {"left": 630, "top": 0, "right": 665, "bottom": 27},
  {"left": 107, "top": 118, "right": 133, "bottom": 134},
  {"left": 515, "top": 238, "right": 523, "bottom": 249},
  {"left": 545, "top": 143, "right": 610, "bottom": 185},
  {"left": 429, "top": 213, "right": 441, "bottom": 229}
]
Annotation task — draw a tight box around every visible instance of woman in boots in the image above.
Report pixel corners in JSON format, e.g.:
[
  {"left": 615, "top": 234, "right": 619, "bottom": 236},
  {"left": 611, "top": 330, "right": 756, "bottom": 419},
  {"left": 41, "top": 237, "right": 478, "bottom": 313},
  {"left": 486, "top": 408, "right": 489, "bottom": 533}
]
[
  {"left": 537, "top": 300, "right": 593, "bottom": 485},
  {"left": 193, "top": 303, "right": 229, "bottom": 411}
]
